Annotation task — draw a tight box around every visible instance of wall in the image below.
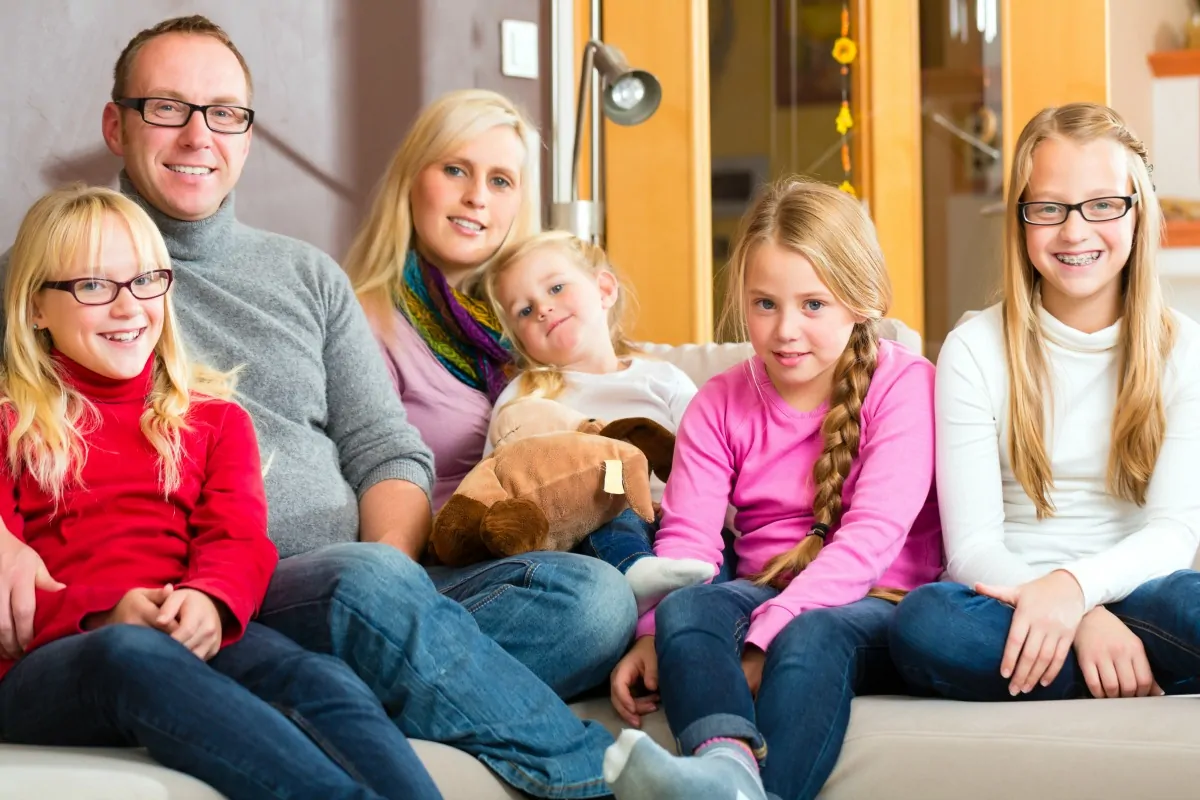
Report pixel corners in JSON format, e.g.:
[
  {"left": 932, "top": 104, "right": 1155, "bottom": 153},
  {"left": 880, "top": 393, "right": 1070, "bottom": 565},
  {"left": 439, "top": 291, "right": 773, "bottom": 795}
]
[
  {"left": 1108, "top": 0, "right": 1191, "bottom": 152},
  {"left": 1107, "top": 0, "right": 1200, "bottom": 321},
  {"left": 0, "top": 0, "right": 546, "bottom": 261}
]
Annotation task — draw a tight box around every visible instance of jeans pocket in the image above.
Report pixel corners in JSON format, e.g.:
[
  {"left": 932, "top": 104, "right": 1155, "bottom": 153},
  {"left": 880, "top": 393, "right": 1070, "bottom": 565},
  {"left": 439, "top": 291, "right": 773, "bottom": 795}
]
[
  {"left": 461, "top": 584, "right": 513, "bottom": 615},
  {"left": 428, "top": 557, "right": 537, "bottom": 599}
]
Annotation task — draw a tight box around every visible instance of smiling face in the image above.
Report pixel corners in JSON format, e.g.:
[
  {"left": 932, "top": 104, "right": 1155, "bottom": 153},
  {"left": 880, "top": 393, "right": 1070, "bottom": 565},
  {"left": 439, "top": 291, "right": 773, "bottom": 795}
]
[
  {"left": 493, "top": 246, "right": 620, "bottom": 372},
  {"left": 1021, "top": 136, "right": 1136, "bottom": 331},
  {"left": 102, "top": 32, "right": 252, "bottom": 222},
  {"left": 744, "top": 240, "right": 858, "bottom": 411},
  {"left": 409, "top": 124, "right": 526, "bottom": 287},
  {"left": 31, "top": 213, "right": 165, "bottom": 380}
]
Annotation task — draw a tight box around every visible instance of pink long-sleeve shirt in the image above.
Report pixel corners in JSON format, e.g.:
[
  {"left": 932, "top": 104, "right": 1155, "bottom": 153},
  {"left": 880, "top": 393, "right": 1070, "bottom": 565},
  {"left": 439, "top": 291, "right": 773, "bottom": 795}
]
[{"left": 638, "top": 339, "right": 944, "bottom": 651}]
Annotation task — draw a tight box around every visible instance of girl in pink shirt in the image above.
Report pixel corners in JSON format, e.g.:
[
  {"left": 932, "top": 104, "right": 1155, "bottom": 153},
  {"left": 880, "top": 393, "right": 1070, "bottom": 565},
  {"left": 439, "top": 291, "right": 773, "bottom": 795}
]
[{"left": 603, "top": 179, "right": 944, "bottom": 800}]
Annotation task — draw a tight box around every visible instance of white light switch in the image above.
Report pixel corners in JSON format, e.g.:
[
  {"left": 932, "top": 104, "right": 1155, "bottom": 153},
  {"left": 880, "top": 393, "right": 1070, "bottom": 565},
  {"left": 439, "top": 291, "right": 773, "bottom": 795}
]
[{"left": 501, "top": 19, "right": 539, "bottom": 80}]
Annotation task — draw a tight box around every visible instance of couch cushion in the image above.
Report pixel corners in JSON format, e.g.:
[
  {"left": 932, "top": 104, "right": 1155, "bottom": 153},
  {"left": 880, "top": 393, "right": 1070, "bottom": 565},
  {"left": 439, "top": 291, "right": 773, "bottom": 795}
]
[
  {"left": 0, "top": 744, "right": 224, "bottom": 799},
  {"left": 823, "top": 695, "right": 1200, "bottom": 799},
  {"left": 570, "top": 695, "right": 1200, "bottom": 800},
  {"left": 6, "top": 694, "right": 1200, "bottom": 799}
]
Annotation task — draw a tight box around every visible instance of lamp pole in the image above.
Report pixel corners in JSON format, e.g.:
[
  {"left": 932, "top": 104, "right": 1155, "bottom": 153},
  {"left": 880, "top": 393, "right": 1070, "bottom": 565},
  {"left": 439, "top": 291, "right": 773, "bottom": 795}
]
[
  {"left": 548, "top": 1, "right": 661, "bottom": 244},
  {"left": 590, "top": 0, "right": 603, "bottom": 244}
]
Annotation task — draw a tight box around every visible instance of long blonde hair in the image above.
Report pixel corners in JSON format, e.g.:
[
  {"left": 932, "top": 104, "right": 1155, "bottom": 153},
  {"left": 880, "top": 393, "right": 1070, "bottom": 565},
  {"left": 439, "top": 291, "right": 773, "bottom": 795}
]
[
  {"left": 720, "top": 178, "right": 891, "bottom": 589},
  {"left": 483, "top": 231, "right": 640, "bottom": 400},
  {"left": 344, "top": 89, "right": 542, "bottom": 325},
  {"left": 1003, "top": 103, "right": 1172, "bottom": 517},
  {"left": 2, "top": 185, "right": 235, "bottom": 501}
]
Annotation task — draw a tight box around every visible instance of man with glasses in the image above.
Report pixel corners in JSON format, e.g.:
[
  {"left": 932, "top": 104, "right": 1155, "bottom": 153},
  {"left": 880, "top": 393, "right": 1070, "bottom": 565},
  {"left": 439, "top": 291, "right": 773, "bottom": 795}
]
[{"left": 0, "top": 14, "right": 619, "bottom": 798}]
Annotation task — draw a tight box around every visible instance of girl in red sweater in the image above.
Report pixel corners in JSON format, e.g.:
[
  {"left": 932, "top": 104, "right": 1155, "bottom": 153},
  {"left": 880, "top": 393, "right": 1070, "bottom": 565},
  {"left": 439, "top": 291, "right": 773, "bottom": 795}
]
[{"left": 0, "top": 186, "right": 442, "bottom": 800}]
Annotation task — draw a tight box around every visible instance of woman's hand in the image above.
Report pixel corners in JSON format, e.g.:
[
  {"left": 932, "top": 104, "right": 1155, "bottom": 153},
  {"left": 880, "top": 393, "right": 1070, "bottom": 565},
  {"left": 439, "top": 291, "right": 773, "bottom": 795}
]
[
  {"left": 1074, "top": 606, "right": 1163, "bottom": 698},
  {"left": 742, "top": 646, "right": 766, "bottom": 697},
  {"left": 0, "top": 534, "right": 64, "bottom": 658},
  {"left": 610, "top": 636, "right": 659, "bottom": 727},
  {"left": 976, "top": 570, "right": 1085, "bottom": 695}
]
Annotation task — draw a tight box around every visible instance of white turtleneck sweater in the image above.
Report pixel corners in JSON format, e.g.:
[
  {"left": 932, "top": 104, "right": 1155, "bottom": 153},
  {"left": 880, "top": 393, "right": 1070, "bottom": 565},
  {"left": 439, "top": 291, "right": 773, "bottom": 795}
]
[{"left": 935, "top": 301, "right": 1200, "bottom": 611}]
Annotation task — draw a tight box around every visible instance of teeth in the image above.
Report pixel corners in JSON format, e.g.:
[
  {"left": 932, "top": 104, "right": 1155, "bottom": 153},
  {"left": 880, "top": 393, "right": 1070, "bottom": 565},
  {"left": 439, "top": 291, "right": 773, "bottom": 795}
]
[
  {"left": 451, "top": 217, "right": 483, "bottom": 231},
  {"left": 1056, "top": 252, "right": 1099, "bottom": 266},
  {"left": 168, "top": 165, "right": 212, "bottom": 175},
  {"left": 103, "top": 330, "right": 141, "bottom": 342}
]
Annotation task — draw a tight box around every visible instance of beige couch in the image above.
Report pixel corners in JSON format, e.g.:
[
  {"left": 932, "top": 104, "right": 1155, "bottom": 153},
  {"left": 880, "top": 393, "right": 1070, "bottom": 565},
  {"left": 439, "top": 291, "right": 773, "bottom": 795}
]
[{"left": 6, "top": 323, "right": 1200, "bottom": 799}]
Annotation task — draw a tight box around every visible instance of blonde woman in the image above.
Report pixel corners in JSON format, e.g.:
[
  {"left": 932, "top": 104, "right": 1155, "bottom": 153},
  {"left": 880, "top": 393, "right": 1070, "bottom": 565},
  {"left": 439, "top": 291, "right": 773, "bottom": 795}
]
[
  {"left": 603, "top": 178, "right": 943, "bottom": 800},
  {"left": 345, "top": 88, "right": 540, "bottom": 509},
  {"left": 0, "top": 186, "right": 441, "bottom": 800},
  {"left": 891, "top": 103, "right": 1200, "bottom": 703},
  {"left": 344, "top": 90, "right": 638, "bottom": 712},
  {"left": 482, "top": 231, "right": 712, "bottom": 614}
]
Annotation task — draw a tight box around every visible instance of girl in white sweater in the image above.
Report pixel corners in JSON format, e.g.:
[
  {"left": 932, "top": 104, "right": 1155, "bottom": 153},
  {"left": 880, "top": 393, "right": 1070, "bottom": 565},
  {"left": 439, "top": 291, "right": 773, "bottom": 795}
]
[{"left": 890, "top": 102, "right": 1200, "bottom": 701}]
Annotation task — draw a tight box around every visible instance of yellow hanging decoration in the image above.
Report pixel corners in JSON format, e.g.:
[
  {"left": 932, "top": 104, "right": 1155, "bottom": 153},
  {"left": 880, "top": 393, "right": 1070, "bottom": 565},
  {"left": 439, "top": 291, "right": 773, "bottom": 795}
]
[
  {"left": 832, "top": 37, "right": 857, "bottom": 65},
  {"left": 835, "top": 2, "right": 856, "bottom": 196},
  {"left": 835, "top": 101, "right": 854, "bottom": 135}
]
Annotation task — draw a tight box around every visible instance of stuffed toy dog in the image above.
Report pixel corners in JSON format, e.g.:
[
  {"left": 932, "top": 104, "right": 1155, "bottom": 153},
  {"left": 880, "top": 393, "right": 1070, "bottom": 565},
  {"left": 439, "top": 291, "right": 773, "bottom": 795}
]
[{"left": 430, "top": 397, "right": 674, "bottom": 567}]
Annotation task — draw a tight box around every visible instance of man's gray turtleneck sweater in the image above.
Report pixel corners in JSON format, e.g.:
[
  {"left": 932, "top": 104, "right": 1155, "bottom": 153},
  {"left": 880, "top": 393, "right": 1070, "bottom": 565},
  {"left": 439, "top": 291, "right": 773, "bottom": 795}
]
[{"left": 2, "top": 178, "right": 434, "bottom": 558}]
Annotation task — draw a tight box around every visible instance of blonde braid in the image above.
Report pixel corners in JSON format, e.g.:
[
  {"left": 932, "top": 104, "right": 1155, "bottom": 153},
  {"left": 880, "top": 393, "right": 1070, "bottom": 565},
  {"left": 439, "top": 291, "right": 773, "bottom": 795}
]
[{"left": 756, "top": 320, "right": 878, "bottom": 588}]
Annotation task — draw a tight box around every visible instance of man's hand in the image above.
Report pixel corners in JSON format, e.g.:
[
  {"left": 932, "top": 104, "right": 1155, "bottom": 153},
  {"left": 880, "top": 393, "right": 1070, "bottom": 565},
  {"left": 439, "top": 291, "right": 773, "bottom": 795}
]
[
  {"left": 0, "top": 534, "right": 64, "bottom": 658},
  {"left": 156, "top": 588, "right": 225, "bottom": 661},
  {"left": 976, "top": 570, "right": 1085, "bottom": 695}
]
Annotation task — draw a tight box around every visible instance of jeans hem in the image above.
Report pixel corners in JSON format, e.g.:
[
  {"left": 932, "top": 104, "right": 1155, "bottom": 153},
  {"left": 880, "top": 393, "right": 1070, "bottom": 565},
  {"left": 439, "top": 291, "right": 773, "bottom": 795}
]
[
  {"left": 676, "top": 713, "right": 766, "bottom": 764},
  {"left": 478, "top": 754, "right": 611, "bottom": 799},
  {"left": 612, "top": 551, "right": 653, "bottom": 572}
]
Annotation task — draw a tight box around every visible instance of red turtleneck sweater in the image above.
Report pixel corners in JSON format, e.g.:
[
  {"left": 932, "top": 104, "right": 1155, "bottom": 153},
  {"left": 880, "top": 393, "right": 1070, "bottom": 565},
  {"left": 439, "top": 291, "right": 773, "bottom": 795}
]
[{"left": 0, "top": 355, "right": 277, "bottom": 680}]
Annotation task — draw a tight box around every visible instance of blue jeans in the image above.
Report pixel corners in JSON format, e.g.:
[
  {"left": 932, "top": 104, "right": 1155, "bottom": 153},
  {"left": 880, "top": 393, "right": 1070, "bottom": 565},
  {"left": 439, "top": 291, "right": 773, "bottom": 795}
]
[
  {"left": 260, "top": 542, "right": 621, "bottom": 798},
  {"left": 426, "top": 549, "right": 636, "bottom": 699},
  {"left": 574, "top": 508, "right": 656, "bottom": 573},
  {"left": 574, "top": 509, "right": 742, "bottom": 584},
  {"left": 655, "top": 580, "right": 904, "bottom": 800},
  {"left": 889, "top": 571, "right": 1200, "bottom": 701},
  {"left": 0, "top": 623, "right": 440, "bottom": 800}
]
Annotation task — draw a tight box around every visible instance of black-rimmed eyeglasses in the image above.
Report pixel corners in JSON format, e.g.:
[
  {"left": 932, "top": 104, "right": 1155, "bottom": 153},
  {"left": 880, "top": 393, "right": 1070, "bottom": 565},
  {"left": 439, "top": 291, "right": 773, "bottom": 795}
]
[
  {"left": 116, "top": 97, "right": 254, "bottom": 134},
  {"left": 1018, "top": 193, "right": 1139, "bottom": 226},
  {"left": 41, "top": 269, "right": 174, "bottom": 306}
]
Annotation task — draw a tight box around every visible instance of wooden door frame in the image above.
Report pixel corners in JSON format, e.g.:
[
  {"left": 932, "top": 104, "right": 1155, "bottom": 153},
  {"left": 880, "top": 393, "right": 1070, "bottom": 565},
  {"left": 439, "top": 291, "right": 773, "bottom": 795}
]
[
  {"left": 864, "top": 0, "right": 1110, "bottom": 341},
  {"left": 568, "top": 0, "right": 713, "bottom": 346},
  {"left": 858, "top": 0, "right": 926, "bottom": 336}
]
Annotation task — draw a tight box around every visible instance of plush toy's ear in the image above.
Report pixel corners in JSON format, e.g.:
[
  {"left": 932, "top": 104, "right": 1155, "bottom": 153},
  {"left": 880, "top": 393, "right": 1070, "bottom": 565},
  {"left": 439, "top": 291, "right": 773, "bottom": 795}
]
[
  {"left": 577, "top": 418, "right": 605, "bottom": 435},
  {"left": 597, "top": 418, "right": 676, "bottom": 482}
]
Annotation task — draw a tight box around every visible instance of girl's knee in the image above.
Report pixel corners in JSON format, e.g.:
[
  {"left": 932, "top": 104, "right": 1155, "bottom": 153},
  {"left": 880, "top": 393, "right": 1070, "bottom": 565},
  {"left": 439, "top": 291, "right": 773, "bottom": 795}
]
[
  {"left": 654, "top": 583, "right": 726, "bottom": 637},
  {"left": 83, "top": 625, "right": 191, "bottom": 681},
  {"left": 889, "top": 583, "right": 971, "bottom": 658}
]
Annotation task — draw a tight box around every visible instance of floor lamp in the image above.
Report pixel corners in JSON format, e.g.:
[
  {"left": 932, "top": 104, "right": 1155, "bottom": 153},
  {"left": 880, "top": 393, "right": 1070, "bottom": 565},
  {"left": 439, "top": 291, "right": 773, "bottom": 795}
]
[{"left": 550, "top": 39, "right": 662, "bottom": 243}]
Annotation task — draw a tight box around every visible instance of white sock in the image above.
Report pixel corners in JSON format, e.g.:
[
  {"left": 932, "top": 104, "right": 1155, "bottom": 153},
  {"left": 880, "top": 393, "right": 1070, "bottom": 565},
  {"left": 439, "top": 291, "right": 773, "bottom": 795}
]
[
  {"left": 625, "top": 557, "right": 716, "bottom": 615},
  {"left": 604, "top": 729, "right": 767, "bottom": 800}
]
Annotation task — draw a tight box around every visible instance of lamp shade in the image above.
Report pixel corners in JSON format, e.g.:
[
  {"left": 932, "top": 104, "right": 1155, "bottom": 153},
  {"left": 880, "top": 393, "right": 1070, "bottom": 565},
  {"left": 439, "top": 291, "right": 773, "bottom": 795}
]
[{"left": 592, "top": 42, "right": 661, "bottom": 125}]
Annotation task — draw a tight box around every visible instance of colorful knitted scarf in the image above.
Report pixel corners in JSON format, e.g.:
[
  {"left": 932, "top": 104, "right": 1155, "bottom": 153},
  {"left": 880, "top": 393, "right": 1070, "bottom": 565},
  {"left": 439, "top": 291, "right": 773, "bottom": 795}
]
[{"left": 395, "top": 250, "right": 512, "bottom": 401}]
